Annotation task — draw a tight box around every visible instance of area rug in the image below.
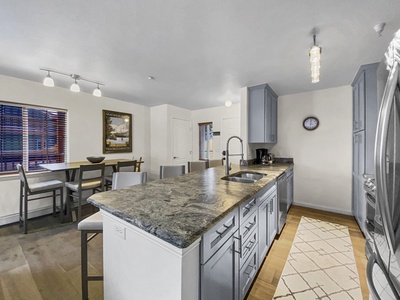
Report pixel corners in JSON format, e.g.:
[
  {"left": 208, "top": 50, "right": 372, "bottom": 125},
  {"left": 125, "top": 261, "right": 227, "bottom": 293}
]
[{"left": 272, "top": 216, "right": 363, "bottom": 299}]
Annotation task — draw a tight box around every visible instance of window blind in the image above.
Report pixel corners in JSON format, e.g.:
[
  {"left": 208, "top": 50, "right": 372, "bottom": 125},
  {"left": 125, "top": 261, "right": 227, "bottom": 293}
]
[{"left": 0, "top": 102, "right": 67, "bottom": 174}]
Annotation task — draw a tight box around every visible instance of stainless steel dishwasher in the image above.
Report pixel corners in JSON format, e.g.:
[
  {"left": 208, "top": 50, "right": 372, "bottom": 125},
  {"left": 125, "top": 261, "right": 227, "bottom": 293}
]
[{"left": 277, "top": 174, "right": 287, "bottom": 234}]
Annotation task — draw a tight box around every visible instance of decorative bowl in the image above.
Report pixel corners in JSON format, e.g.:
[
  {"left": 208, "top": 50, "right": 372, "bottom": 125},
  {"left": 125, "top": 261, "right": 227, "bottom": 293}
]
[{"left": 86, "top": 156, "right": 105, "bottom": 163}]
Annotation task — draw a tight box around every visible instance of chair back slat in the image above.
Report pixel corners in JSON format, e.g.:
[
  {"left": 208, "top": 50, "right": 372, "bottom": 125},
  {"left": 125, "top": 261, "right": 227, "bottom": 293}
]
[
  {"left": 112, "top": 172, "right": 147, "bottom": 190},
  {"left": 117, "top": 160, "right": 137, "bottom": 172},
  {"left": 79, "top": 163, "right": 105, "bottom": 190}
]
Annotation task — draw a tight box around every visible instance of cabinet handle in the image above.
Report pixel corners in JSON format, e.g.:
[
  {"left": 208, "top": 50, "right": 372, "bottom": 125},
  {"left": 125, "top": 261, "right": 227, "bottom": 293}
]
[
  {"left": 233, "top": 235, "right": 242, "bottom": 258},
  {"left": 244, "top": 199, "right": 256, "bottom": 212},
  {"left": 244, "top": 262, "right": 257, "bottom": 278}
]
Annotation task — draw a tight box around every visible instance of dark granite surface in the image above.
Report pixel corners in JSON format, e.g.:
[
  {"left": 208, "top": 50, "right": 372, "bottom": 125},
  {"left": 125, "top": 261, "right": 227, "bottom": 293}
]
[{"left": 88, "top": 163, "right": 293, "bottom": 248}]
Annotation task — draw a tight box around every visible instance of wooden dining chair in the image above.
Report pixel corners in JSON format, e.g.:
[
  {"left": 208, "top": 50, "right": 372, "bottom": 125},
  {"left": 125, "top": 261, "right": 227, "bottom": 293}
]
[
  {"left": 105, "top": 160, "right": 137, "bottom": 190},
  {"left": 78, "top": 171, "right": 147, "bottom": 300},
  {"left": 17, "top": 164, "right": 65, "bottom": 234},
  {"left": 159, "top": 165, "right": 185, "bottom": 179},
  {"left": 188, "top": 161, "right": 207, "bottom": 173},
  {"left": 65, "top": 163, "right": 105, "bottom": 222}
]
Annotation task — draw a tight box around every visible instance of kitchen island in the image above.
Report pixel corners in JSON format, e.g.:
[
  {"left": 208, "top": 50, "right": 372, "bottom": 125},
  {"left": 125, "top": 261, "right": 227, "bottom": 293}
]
[{"left": 88, "top": 163, "right": 293, "bottom": 300}]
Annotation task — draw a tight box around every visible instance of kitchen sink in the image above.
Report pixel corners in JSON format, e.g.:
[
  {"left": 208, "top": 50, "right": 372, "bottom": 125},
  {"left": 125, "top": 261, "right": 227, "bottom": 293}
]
[{"left": 222, "top": 171, "right": 265, "bottom": 183}]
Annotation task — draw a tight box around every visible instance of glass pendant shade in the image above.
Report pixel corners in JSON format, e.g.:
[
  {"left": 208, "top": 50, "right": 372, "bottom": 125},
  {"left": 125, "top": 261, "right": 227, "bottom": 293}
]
[
  {"left": 70, "top": 81, "right": 80, "bottom": 92},
  {"left": 93, "top": 86, "right": 102, "bottom": 97},
  {"left": 309, "top": 45, "right": 321, "bottom": 83},
  {"left": 224, "top": 99, "right": 232, "bottom": 107},
  {"left": 43, "top": 74, "right": 54, "bottom": 87}
]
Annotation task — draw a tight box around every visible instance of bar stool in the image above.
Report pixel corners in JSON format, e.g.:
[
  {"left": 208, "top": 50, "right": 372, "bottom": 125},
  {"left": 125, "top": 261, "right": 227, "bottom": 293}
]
[
  {"left": 188, "top": 161, "right": 207, "bottom": 173},
  {"left": 159, "top": 165, "right": 185, "bottom": 179},
  {"left": 17, "top": 164, "right": 64, "bottom": 234},
  {"left": 78, "top": 171, "right": 147, "bottom": 300}
]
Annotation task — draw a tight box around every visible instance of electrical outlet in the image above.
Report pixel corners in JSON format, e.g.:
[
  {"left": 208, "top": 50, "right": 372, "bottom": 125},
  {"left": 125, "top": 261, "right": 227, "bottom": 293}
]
[{"left": 114, "top": 224, "right": 126, "bottom": 240}]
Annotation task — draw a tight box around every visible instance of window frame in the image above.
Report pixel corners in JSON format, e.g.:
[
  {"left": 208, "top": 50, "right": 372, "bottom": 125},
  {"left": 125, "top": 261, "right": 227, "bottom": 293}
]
[
  {"left": 0, "top": 101, "right": 67, "bottom": 175},
  {"left": 198, "top": 122, "right": 213, "bottom": 160}
]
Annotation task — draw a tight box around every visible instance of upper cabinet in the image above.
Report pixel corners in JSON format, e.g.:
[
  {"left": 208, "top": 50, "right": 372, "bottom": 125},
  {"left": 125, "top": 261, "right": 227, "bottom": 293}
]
[
  {"left": 352, "top": 71, "right": 366, "bottom": 133},
  {"left": 248, "top": 84, "right": 278, "bottom": 144}
]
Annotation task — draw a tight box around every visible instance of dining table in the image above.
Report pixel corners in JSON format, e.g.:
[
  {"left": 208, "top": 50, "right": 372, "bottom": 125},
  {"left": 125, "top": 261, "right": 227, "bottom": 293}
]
[{"left": 39, "top": 158, "right": 144, "bottom": 181}]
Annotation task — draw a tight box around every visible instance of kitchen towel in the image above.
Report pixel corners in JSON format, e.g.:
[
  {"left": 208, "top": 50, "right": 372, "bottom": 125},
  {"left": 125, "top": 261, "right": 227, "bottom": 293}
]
[{"left": 273, "top": 216, "right": 362, "bottom": 299}]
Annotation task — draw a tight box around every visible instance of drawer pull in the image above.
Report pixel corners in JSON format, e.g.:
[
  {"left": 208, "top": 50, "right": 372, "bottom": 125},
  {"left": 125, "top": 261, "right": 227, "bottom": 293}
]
[
  {"left": 244, "top": 263, "right": 257, "bottom": 278},
  {"left": 243, "top": 199, "right": 256, "bottom": 212},
  {"left": 233, "top": 235, "right": 242, "bottom": 258},
  {"left": 211, "top": 217, "right": 235, "bottom": 248}
]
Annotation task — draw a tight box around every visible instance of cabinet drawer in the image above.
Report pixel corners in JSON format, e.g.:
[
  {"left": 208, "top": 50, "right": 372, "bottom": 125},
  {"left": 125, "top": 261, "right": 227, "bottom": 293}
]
[
  {"left": 201, "top": 209, "right": 239, "bottom": 264},
  {"left": 240, "top": 229, "right": 257, "bottom": 268},
  {"left": 240, "top": 211, "right": 257, "bottom": 242},
  {"left": 259, "top": 183, "right": 276, "bottom": 205},
  {"left": 239, "top": 196, "right": 257, "bottom": 222},
  {"left": 239, "top": 245, "right": 259, "bottom": 299}
]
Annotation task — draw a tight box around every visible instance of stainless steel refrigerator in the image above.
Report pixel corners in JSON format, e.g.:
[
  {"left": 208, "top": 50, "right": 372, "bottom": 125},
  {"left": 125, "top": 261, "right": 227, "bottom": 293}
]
[{"left": 367, "top": 29, "right": 400, "bottom": 299}]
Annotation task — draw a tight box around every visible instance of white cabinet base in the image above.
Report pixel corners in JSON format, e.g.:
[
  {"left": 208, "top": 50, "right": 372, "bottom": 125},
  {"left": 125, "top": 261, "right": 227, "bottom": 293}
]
[{"left": 102, "top": 210, "right": 200, "bottom": 300}]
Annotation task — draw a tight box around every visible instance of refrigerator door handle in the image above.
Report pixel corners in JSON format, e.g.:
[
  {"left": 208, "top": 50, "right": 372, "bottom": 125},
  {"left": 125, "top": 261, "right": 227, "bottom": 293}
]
[{"left": 375, "top": 61, "right": 399, "bottom": 254}]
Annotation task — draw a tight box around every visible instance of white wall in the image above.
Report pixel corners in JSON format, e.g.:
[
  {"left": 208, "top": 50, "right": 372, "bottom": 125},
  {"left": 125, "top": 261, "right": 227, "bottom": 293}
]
[
  {"left": 0, "top": 75, "right": 150, "bottom": 225},
  {"left": 271, "top": 86, "right": 353, "bottom": 214},
  {"left": 149, "top": 104, "right": 191, "bottom": 177},
  {"left": 192, "top": 103, "right": 240, "bottom": 160}
]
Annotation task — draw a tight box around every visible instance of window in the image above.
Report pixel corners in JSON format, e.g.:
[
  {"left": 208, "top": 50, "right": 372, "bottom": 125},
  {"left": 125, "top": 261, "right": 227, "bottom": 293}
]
[
  {"left": 0, "top": 102, "right": 67, "bottom": 174},
  {"left": 199, "top": 122, "right": 213, "bottom": 160}
]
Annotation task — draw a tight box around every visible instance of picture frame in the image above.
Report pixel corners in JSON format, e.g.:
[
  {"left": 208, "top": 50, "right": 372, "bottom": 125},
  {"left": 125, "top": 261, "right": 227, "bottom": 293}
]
[{"left": 103, "top": 110, "right": 132, "bottom": 154}]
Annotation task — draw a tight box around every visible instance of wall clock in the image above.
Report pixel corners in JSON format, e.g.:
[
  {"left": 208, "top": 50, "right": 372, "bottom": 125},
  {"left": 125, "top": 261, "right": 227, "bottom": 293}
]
[{"left": 303, "top": 116, "right": 319, "bottom": 130}]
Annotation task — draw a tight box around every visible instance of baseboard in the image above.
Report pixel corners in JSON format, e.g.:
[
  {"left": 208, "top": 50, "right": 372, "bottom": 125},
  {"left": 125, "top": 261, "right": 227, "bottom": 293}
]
[
  {"left": 0, "top": 206, "right": 54, "bottom": 227},
  {"left": 294, "top": 201, "right": 352, "bottom": 216}
]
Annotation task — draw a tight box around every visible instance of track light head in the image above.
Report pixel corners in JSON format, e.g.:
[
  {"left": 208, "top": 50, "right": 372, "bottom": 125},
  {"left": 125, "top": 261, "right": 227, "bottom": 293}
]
[
  {"left": 43, "top": 71, "right": 54, "bottom": 87},
  {"left": 93, "top": 84, "right": 102, "bottom": 97}
]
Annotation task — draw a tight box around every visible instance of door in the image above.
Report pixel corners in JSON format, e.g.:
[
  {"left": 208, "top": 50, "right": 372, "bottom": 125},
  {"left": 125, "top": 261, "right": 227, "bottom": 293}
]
[
  {"left": 172, "top": 118, "right": 191, "bottom": 168},
  {"left": 222, "top": 117, "right": 241, "bottom": 165}
]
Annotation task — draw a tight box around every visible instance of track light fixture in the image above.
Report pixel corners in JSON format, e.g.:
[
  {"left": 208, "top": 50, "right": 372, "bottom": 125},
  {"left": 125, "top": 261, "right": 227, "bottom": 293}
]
[
  {"left": 309, "top": 35, "right": 321, "bottom": 83},
  {"left": 40, "top": 68, "right": 105, "bottom": 97}
]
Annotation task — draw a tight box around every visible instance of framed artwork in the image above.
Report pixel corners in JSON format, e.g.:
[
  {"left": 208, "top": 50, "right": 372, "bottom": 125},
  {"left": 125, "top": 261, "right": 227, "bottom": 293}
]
[{"left": 103, "top": 110, "right": 132, "bottom": 154}]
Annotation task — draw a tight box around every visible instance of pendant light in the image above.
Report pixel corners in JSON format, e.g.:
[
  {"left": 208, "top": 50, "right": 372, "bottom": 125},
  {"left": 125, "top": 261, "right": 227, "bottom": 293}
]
[
  {"left": 43, "top": 71, "right": 55, "bottom": 87},
  {"left": 309, "top": 35, "right": 321, "bottom": 83}
]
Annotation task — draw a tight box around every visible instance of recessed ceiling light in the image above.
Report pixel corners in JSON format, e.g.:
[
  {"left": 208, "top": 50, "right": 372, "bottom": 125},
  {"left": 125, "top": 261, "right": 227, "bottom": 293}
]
[{"left": 148, "top": 76, "right": 155, "bottom": 80}]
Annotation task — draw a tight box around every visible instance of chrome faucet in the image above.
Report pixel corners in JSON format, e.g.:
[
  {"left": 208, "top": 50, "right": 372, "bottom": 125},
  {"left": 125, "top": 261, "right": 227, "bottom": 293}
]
[{"left": 223, "top": 135, "right": 244, "bottom": 176}]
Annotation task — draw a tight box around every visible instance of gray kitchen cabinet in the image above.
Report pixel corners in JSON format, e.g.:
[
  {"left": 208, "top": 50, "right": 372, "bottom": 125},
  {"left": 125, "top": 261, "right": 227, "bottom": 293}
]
[
  {"left": 353, "top": 70, "right": 366, "bottom": 133},
  {"left": 351, "top": 63, "right": 380, "bottom": 236},
  {"left": 201, "top": 210, "right": 239, "bottom": 300},
  {"left": 248, "top": 83, "right": 278, "bottom": 144},
  {"left": 239, "top": 245, "right": 259, "bottom": 299},
  {"left": 201, "top": 231, "right": 239, "bottom": 300},
  {"left": 268, "top": 191, "right": 277, "bottom": 243},
  {"left": 258, "top": 183, "right": 277, "bottom": 267}
]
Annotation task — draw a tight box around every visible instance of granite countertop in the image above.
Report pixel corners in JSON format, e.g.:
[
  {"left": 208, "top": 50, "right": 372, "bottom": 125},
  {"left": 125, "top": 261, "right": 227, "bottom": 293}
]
[{"left": 88, "top": 163, "right": 293, "bottom": 249}]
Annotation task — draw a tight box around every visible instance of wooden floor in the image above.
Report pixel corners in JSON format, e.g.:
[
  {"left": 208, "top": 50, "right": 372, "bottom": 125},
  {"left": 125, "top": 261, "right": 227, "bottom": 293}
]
[
  {"left": 0, "top": 205, "right": 368, "bottom": 300},
  {"left": 247, "top": 205, "right": 369, "bottom": 300}
]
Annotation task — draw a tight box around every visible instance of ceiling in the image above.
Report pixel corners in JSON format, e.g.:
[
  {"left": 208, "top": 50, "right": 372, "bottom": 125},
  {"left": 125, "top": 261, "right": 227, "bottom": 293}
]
[{"left": 1, "top": 1, "right": 400, "bottom": 110}]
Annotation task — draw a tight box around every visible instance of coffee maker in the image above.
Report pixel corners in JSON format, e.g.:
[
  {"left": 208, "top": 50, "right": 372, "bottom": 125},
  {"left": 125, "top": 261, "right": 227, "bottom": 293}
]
[{"left": 255, "top": 148, "right": 268, "bottom": 164}]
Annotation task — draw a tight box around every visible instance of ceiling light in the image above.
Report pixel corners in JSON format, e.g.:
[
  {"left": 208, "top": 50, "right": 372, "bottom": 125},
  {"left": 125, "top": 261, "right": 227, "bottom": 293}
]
[
  {"left": 225, "top": 99, "right": 232, "bottom": 107},
  {"left": 309, "top": 35, "right": 321, "bottom": 83},
  {"left": 70, "top": 77, "right": 80, "bottom": 92},
  {"left": 43, "top": 71, "right": 54, "bottom": 87},
  {"left": 93, "top": 84, "right": 102, "bottom": 97},
  {"left": 40, "top": 68, "right": 104, "bottom": 96}
]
